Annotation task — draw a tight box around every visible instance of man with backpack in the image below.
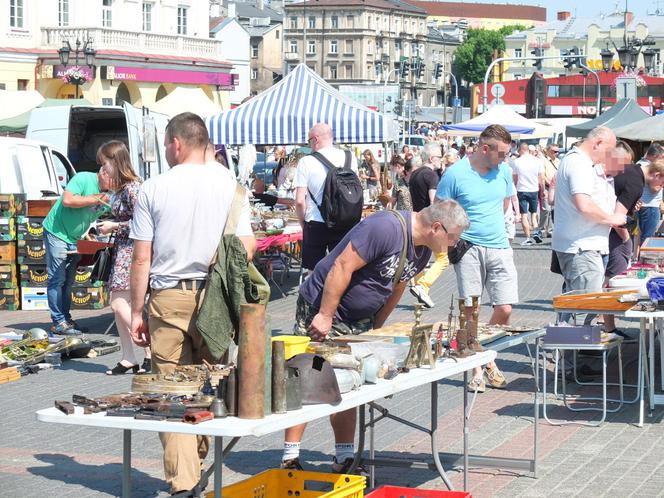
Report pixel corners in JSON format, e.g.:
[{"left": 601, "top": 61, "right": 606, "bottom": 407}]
[{"left": 295, "top": 123, "right": 362, "bottom": 270}]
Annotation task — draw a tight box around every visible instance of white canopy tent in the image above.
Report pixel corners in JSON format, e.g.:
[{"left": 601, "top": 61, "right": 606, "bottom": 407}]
[
  {"left": 150, "top": 87, "right": 222, "bottom": 119},
  {"left": 613, "top": 113, "right": 664, "bottom": 141},
  {"left": 443, "top": 105, "right": 553, "bottom": 139},
  {"left": 0, "top": 90, "right": 45, "bottom": 120}
]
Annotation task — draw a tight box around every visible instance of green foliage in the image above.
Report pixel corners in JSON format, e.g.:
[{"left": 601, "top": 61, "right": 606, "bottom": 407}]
[{"left": 454, "top": 25, "right": 531, "bottom": 84}]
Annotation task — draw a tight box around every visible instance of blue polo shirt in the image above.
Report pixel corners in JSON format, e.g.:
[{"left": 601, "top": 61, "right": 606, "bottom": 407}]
[{"left": 436, "top": 157, "right": 514, "bottom": 249}]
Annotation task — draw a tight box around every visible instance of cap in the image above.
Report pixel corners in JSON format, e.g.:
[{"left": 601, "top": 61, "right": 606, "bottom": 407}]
[{"left": 528, "top": 144, "right": 536, "bottom": 151}]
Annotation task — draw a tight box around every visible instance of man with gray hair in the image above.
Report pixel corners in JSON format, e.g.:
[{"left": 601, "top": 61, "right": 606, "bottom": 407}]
[
  {"left": 409, "top": 141, "right": 446, "bottom": 307},
  {"left": 282, "top": 199, "right": 469, "bottom": 472}
]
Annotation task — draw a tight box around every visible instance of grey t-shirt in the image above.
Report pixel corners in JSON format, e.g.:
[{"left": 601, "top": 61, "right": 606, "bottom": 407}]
[
  {"left": 130, "top": 162, "right": 253, "bottom": 290},
  {"left": 299, "top": 210, "right": 432, "bottom": 322}
]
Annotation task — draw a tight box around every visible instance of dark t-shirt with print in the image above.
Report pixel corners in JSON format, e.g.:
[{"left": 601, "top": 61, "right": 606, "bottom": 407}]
[
  {"left": 299, "top": 210, "right": 432, "bottom": 322},
  {"left": 409, "top": 166, "right": 439, "bottom": 212}
]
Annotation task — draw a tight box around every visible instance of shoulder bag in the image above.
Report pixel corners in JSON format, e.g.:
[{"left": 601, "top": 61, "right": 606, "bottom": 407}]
[{"left": 90, "top": 234, "right": 114, "bottom": 282}]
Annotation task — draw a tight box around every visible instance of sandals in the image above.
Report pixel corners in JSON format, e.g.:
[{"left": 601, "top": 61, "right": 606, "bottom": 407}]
[{"left": 106, "top": 362, "right": 140, "bottom": 375}]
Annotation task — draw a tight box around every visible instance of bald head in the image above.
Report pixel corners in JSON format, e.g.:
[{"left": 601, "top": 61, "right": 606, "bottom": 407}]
[
  {"left": 308, "top": 123, "right": 333, "bottom": 151},
  {"left": 518, "top": 142, "right": 529, "bottom": 155},
  {"left": 581, "top": 126, "right": 617, "bottom": 165}
]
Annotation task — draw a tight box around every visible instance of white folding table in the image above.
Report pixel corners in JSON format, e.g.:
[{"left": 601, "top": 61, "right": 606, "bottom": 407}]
[{"left": 37, "top": 350, "right": 496, "bottom": 498}]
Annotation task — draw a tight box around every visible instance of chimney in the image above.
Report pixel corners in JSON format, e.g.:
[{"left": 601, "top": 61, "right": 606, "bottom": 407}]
[
  {"left": 257, "top": 0, "right": 264, "bottom": 10},
  {"left": 228, "top": 2, "right": 236, "bottom": 18},
  {"left": 625, "top": 11, "right": 634, "bottom": 26},
  {"left": 557, "top": 11, "right": 571, "bottom": 21}
]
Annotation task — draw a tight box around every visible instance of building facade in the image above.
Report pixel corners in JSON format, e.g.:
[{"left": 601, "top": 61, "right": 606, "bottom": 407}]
[
  {"left": 283, "top": 0, "right": 460, "bottom": 107},
  {"left": 408, "top": 1, "right": 546, "bottom": 31},
  {"left": 210, "top": 16, "right": 251, "bottom": 105},
  {"left": 1, "top": 0, "right": 236, "bottom": 109}
]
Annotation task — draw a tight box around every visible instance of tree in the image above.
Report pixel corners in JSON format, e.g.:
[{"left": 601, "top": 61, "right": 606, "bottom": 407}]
[{"left": 454, "top": 25, "right": 530, "bottom": 84}]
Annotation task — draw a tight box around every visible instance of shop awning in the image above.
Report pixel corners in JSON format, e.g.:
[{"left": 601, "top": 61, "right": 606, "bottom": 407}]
[
  {"left": 613, "top": 113, "right": 664, "bottom": 141},
  {"left": 150, "top": 87, "right": 223, "bottom": 119},
  {"left": 206, "top": 63, "right": 398, "bottom": 145},
  {"left": 0, "top": 90, "right": 45, "bottom": 120},
  {"left": 565, "top": 99, "right": 650, "bottom": 138}
]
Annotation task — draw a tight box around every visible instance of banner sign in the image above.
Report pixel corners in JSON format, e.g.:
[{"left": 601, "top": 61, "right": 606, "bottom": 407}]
[{"left": 103, "top": 66, "right": 235, "bottom": 88}]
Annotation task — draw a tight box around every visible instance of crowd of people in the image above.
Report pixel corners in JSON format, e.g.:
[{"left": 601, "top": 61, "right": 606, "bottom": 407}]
[{"left": 40, "top": 112, "right": 664, "bottom": 495}]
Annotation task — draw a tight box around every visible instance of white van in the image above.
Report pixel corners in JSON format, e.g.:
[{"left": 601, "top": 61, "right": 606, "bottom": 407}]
[
  {"left": 0, "top": 137, "right": 75, "bottom": 199},
  {"left": 27, "top": 102, "right": 169, "bottom": 179}
]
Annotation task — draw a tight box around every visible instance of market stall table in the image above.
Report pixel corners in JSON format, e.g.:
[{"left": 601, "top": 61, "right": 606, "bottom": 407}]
[{"left": 36, "top": 351, "right": 495, "bottom": 498}]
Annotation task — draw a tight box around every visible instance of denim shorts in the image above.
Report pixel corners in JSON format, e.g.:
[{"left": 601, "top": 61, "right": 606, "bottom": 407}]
[{"left": 517, "top": 191, "right": 539, "bottom": 214}]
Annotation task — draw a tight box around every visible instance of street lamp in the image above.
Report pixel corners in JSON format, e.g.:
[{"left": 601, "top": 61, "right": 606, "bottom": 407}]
[
  {"left": 58, "top": 38, "right": 96, "bottom": 99},
  {"left": 600, "top": 45, "right": 614, "bottom": 72}
]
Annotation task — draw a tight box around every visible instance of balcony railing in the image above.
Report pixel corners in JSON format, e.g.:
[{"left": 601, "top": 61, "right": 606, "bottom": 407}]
[{"left": 42, "top": 26, "right": 224, "bottom": 60}]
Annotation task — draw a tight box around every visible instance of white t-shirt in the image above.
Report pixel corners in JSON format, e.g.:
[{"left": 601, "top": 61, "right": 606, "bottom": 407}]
[
  {"left": 295, "top": 145, "right": 359, "bottom": 223},
  {"left": 130, "top": 162, "right": 253, "bottom": 290},
  {"left": 552, "top": 148, "right": 616, "bottom": 254},
  {"left": 512, "top": 154, "right": 543, "bottom": 193}
]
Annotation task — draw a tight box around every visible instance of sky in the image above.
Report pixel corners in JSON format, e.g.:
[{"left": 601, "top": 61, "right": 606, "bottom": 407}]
[{"left": 457, "top": 0, "right": 664, "bottom": 20}]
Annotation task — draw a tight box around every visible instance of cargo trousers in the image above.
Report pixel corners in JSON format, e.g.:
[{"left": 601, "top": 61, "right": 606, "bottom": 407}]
[{"left": 148, "top": 283, "right": 213, "bottom": 493}]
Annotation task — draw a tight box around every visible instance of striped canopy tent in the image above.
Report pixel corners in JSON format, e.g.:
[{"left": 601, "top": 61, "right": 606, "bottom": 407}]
[{"left": 207, "top": 64, "right": 398, "bottom": 145}]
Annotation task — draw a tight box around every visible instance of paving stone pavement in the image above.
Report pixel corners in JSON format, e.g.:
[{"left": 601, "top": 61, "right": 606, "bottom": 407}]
[{"left": 1, "top": 234, "right": 664, "bottom": 497}]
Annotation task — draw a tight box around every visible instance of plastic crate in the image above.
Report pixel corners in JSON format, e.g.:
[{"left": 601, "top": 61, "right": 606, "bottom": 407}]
[
  {"left": 207, "top": 469, "right": 365, "bottom": 498},
  {"left": 365, "top": 486, "right": 471, "bottom": 498}
]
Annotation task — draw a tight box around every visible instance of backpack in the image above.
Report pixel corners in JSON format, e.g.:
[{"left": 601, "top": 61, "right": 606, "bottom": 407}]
[{"left": 308, "top": 150, "right": 364, "bottom": 231}]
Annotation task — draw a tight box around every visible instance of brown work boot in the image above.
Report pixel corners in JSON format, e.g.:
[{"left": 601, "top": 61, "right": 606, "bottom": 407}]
[
  {"left": 468, "top": 334, "right": 484, "bottom": 352},
  {"left": 454, "top": 328, "right": 475, "bottom": 358}
]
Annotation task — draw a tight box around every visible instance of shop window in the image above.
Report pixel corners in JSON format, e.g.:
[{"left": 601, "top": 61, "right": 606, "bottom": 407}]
[
  {"left": 142, "top": 2, "right": 152, "bottom": 32},
  {"left": 102, "top": 0, "right": 112, "bottom": 28},
  {"left": 10, "top": 0, "right": 24, "bottom": 28},
  {"left": 177, "top": 6, "right": 188, "bottom": 35},
  {"left": 115, "top": 82, "right": 131, "bottom": 106},
  {"left": 59, "top": 0, "right": 69, "bottom": 26}
]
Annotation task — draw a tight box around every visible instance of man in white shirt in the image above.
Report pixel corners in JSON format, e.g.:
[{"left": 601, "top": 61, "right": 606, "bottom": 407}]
[
  {"left": 512, "top": 143, "right": 545, "bottom": 245},
  {"left": 129, "top": 113, "right": 256, "bottom": 495},
  {"left": 552, "top": 126, "right": 625, "bottom": 325},
  {"left": 295, "top": 123, "right": 359, "bottom": 270}
]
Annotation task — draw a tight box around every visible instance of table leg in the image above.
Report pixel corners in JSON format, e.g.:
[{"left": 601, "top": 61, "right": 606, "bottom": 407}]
[
  {"left": 463, "top": 371, "right": 469, "bottom": 491},
  {"left": 533, "top": 342, "right": 539, "bottom": 478},
  {"left": 659, "top": 317, "right": 664, "bottom": 392},
  {"left": 369, "top": 404, "right": 375, "bottom": 489},
  {"left": 430, "top": 381, "right": 455, "bottom": 491},
  {"left": 213, "top": 436, "right": 223, "bottom": 498},
  {"left": 639, "top": 319, "right": 646, "bottom": 427},
  {"left": 650, "top": 319, "right": 656, "bottom": 413},
  {"left": 122, "top": 429, "right": 131, "bottom": 498}
]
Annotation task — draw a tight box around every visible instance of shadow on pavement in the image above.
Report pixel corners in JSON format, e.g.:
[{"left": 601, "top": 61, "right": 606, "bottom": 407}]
[
  {"left": 58, "top": 358, "right": 110, "bottom": 374},
  {"left": 28, "top": 453, "right": 167, "bottom": 497}
]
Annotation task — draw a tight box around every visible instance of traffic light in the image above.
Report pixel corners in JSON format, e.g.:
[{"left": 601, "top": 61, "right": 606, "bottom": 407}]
[
  {"left": 400, "top": 60, "right": 410, "bottom": 79},
  {"left": 416, "top": 60, "right": 425, "bottom": 79},
  {"left": 531, "top": 47, "right": 543, "bottom": 71},
  {"left": 434, "top": 63, "right": 442, "bottom": 79},
  {"left": 562, "top": 47, "right": 578, "bottom": 69},
  {"left": 393, "top": 100, "right": 402, "bottom": 116}
]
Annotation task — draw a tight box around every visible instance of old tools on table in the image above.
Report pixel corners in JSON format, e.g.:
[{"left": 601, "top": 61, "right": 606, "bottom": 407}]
[
  {"left": 404, "top": 304, "right": 436, "bottom": 369},
  {"left": 437, "top": 295, "right": 458, "bottom": 362}
]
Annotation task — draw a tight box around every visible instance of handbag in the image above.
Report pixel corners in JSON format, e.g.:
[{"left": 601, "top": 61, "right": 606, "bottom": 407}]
[
  {"left": 448, "top": 238, "right": 473, "bottom": 265},
  {"left": 90, "top": 235, "right": 114, "bottom": 282}
]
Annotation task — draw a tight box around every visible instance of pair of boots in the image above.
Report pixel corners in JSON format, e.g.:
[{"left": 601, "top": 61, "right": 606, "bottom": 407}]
[{"left": 455, "top": 299, "right": 483, "bottom": 358}]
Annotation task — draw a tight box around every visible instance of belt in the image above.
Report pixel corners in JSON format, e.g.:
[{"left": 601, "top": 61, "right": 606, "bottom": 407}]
[{"left": 178, "top": 279, "right": 206, "bottom": 291}]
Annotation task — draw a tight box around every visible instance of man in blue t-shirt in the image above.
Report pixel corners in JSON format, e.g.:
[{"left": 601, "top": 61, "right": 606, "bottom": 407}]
[
  {"left": 280, "top": 200, "right": 470, "bottom": 473},
  {"left": 437, "top": 124, "right": 518, "bottom": 393}
]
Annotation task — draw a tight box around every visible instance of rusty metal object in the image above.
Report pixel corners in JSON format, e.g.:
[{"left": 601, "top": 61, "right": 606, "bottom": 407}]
[
  {"left": 271, "top": 340, "right": 287, "bottom": 414},
  {"left": 237, "top": 303, "right": 266, "bottom": 419},
  {"left": 226, "top": 368, "right": 237, "bottom": 416},
  {"left": 468, "top": 295, "right": 484, "bottom": 352},
  {"left": 55, "top": 400, "right": 74, "bottom": 415}
]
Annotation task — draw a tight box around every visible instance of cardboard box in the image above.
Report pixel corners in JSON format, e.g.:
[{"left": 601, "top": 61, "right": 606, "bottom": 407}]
[
  {"left": 20, "top": 286, "right": 49, "bottom": 311},
  {"left": 73, "top": 265, "right": 104, "bottom": 288},
  {"left": 0, "top": 287, "right": 20, "bottom": 310},
  {"left": 19, "top": 264, "right": 48, "bottom": 287},
  {"left": 17, "top": 239, "right": 46, "bottom": 265},
  {"left": 70, "top": 286, "right": 109, "bottom": 310},
  {"left": 0, "top": 193, "right": 27, "bottom": 217},
  {"left": 0, "top": 241, "right": 16, "bottom": 264},
  {"left": 0, "top": 264, "right": 18, "bottom": 289},
  {"left": 16, "top": 216, "right": 45, "bottom": 241},
  {"left": 544, "top": 325, "right": 602, "bottom": 345},
  {"left": 0, "top": 217, "right": 16, "bottom": 241}
]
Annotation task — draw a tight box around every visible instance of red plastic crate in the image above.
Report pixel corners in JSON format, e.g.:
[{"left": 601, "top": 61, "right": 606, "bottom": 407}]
[{"left": 365, "top": 486, "right": 472, "bottom": 498}]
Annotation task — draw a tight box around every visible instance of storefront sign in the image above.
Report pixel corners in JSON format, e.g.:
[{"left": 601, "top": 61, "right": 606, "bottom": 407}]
[
  {"left": 53, "top": 65, "right": 95, "bottom": 81},
  {"left": 102, "top": 65, "right": 235, "bottom": 88}
]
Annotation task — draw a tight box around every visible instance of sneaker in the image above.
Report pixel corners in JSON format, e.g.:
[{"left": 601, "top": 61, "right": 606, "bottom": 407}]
[
  {"left": 532, "top": 233, "right": 543, "bottom": 244},
  {"left": 53, "top": 320, "right": 83, "bottom": 336},
  {"left": 67, "top": 319, "right": 89, "bottom": 333},
  {"left": 331, "top": 457, "right": 368, "bottom": 476},
  {"left": 466, "top": 376, "right": 486, "bottom": 393},
  {"left": 280, "top": 457, "right": 304, "bottom": 471},
  {"left": 485, "top": 366, "right": 508, "bottom": 389},
  {"left": 520, "top": 238, "right": 535, "bottom": 246},
  {"left": 409, "top": 284, "right": 435, "bottom": 308}
]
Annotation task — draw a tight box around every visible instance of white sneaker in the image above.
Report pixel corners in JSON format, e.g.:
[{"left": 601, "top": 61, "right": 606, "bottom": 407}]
[
  {"left": 520, "top": 238, "right": 535, "bottom": 246},
  {"left": 410, "top": 284, "right": 435, "bottom": 308}
]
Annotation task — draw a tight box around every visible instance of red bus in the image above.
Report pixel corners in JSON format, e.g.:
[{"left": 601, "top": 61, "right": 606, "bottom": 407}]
[{"left": 473, "top": 72, "right": 664, "bottom": 118}]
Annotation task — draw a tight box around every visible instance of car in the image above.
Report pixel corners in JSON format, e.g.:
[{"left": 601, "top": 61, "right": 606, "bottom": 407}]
[
  {"left": 253, "top": 152, "right": 277, "bottom": 186},
  {"left": 402, "top": 135, "right": 426, "bottom": 148}
]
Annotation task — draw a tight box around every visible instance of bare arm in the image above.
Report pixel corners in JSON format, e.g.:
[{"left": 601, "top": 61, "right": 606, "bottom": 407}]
[
  {"left": 62, "top": 190, "right": 109, "bottom": 208},
  {"left": 129, "top": 240, "right": 152, "bottom": 347},
  {"left": 428, "top": 188, "right": 436, "bottom": 205},
  {"left": 574, "top": 194, "right": 626, "bottom": 226},
  {"left": 239, "top": 235, "right": 257, "bottom": 261},
  {"left": 373, "top": 281, "right": 407, "bottom": 329},
  {"left": 295, "top": 187, "right": 307, "bottom": 230}
]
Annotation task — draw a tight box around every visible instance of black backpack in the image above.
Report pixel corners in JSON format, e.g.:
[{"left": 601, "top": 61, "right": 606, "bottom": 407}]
[{"left": 308, "top": 150, "right": 363, "bottom": 231}]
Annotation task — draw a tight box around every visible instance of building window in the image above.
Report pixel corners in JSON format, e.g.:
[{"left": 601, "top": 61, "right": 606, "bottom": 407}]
[
  {"left": 347, "top": 15, "right": 354, "bottom": 28},
  {"left": 308, "top": 16, "right": 315, "bottom": 29},
  {"left": 330, "top": 65, "right": 337, "bottom": 79},
  {"left": 331, "top": 15, "right": 338, "bottom": 28},
  {"left": 102, "top": 0, "right": 112, "bottom": 28},
  {"left": 251, "top": 42, "right": 259, "bottom": 58},
  {"left": 345, "top": 64, "right": 353, "bottom": 79},
  {"left": 345, "top": 40, "right": 353, "bottom": 53},
  {"left": 404, "top": 20, "right": 409, "bottom": 32},
  {"left": 10, "top": 0, "right": 24, "bottom": 28},
  {"left": 290, "top": 16, "right": 297, "bottom": 29},
  {"left": 307, "top": 40, "right": 315, "bottom": 54},
  {"left": 367, "top": 16, "right": 371, "bottom": 29},
  {"left": 367, "top": 40, "right": 373, "bottom": 54},
  {"left": 142, "top": 2, "right": 152, "bottom": 31},
  {"left": 59, "top": 0, "right": 69, "bottom": 26},
  {"left": 177, "top": 6, "right": 187, "bottom": 35},
  {"left": 17, "top": 79, "right": 29, "bottom": 90},
  {"left": 289, "top": 39, "right": 297, "bottom": 53},
  {"left": 330, "top": 40, "right": 338, "bottom": 54},
  {"left": 515, "top": 48, "right": 522, "bottom": 58},
  {"left": 251, "top": 69, "right": 258, "bottom": 80},
  {"left": 288, "top": 63, "right": 296, "bottom": 73},
  {"left": 276, "top": 29, "right": 279, "bottom": 39}
]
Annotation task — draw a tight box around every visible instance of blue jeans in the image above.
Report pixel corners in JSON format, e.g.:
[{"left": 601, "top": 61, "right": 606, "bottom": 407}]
[
  {"left": 637, "top": 207, "right": 661, "bottom": 245},
  {"left": 44, "top": 230, "right": 81, "bottom": 325}
]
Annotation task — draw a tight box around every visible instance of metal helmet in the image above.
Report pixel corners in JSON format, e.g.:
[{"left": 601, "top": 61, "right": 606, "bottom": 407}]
[
  {"left": 286, "top": 353, "right": 342, "bottom": 405},
  {"left": 24, "top": 327, "right": 49, "bottom": 340}
]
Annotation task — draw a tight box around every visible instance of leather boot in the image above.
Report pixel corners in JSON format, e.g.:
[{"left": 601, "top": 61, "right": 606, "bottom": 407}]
[{"left": 455, "top": 322, "right": 475, "bottom": 358}]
